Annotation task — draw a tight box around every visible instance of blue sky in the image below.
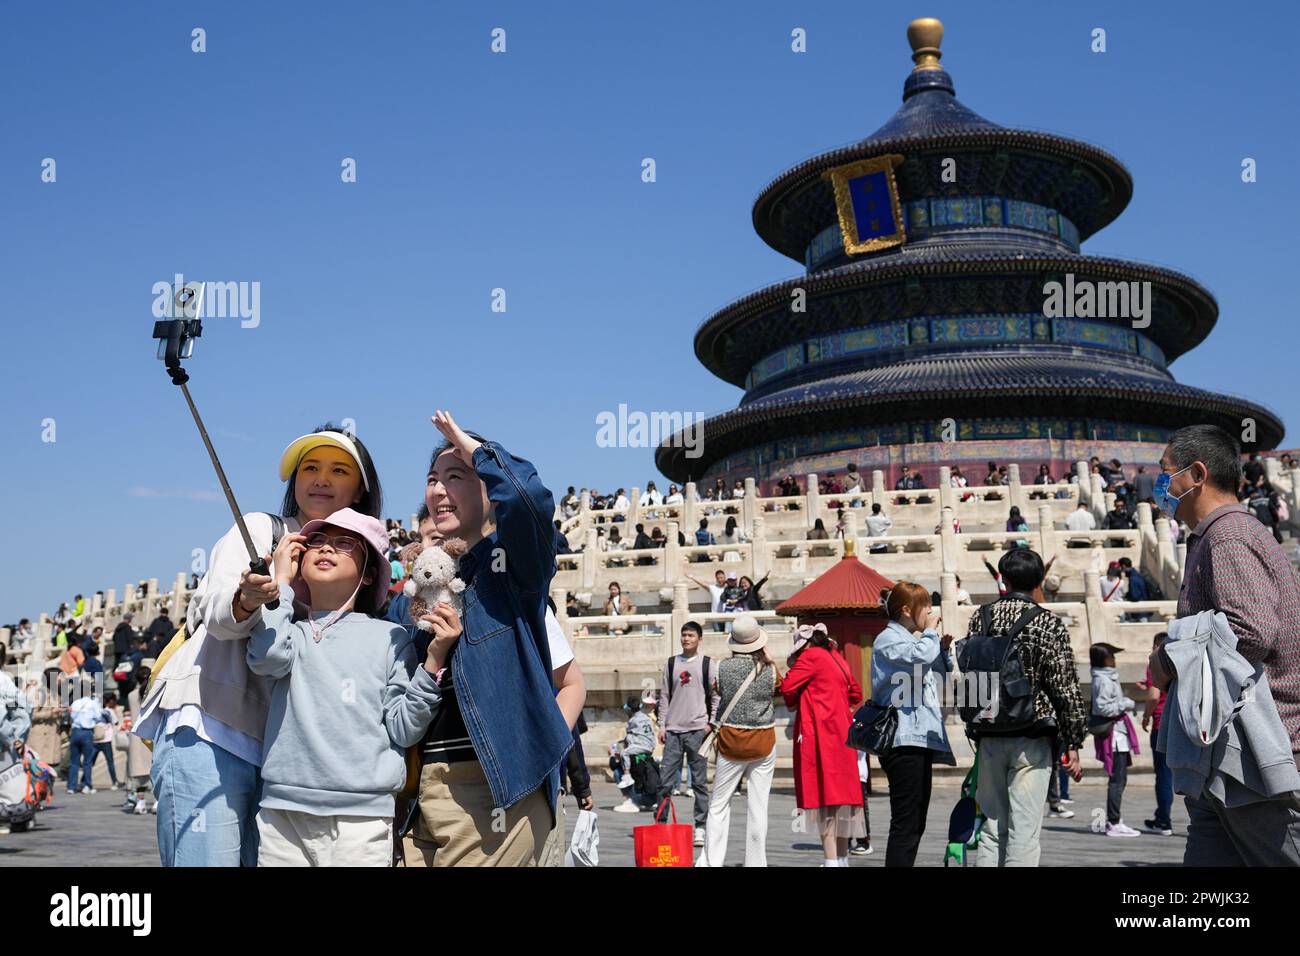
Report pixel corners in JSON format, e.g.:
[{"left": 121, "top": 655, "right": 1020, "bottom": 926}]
[{"left": 1, "top": 0, "right": 1294, "bottom": 622}]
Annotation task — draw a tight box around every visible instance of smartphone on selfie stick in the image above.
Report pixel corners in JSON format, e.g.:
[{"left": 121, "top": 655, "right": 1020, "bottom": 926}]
[{"left": 152, "top": 281, "right": 278, "bottom": 612}]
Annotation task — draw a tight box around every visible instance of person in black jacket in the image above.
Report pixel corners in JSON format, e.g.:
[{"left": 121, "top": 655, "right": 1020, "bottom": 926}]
[
  {"left": 144, "top": 611, "right": 175, "bottom": 657},
  {"left": 111, "top": 614, "right": 137, "bottom": 661},
  {"left": 737, "top": 573, "right": 769, "bottom": 611},
  {"left": 561, "top": 714, "right": 593, "bottom": 810}
]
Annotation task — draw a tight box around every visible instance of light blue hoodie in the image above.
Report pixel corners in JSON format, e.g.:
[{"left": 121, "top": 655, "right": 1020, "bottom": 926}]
[
  {"left": 247, "top": 584, "right": 443, "bottom": 818},
  {"left": 870, "top": 620, "right": 956, "bottom": 763}
]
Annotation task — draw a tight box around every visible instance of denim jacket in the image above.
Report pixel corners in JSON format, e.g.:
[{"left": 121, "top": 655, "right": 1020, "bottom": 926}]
[
  {"left": 870, "top": 620, "right": 956, "bottom": 762},
  {"left": 452, "top": 442, "right": 573, "bottom": 812}
]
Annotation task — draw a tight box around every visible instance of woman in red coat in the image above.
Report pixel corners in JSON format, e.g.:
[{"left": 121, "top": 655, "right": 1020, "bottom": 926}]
[{"left": 782, "top": 623, "right": 866, "bottom": 866}]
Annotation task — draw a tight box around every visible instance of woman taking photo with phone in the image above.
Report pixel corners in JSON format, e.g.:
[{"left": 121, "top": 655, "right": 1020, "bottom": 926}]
[
  {"left": 136, "top": 425, "right": 383, "bottom": 866},
  {"left": 870, "top": 583, "right": 955, "bottom": 867}
]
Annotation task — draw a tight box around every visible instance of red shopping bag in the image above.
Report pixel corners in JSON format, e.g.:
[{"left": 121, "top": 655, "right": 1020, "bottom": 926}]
[{"left": 633, "top": 798, "right": 694, "bottom": 867}]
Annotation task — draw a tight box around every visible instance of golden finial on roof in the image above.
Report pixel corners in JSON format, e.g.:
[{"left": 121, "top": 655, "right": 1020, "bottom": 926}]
[
  {"left": 843, "top": 537, "right": 856, "bottom": 558},
  {"left": 907, "top": 17, "right": 944, "bottom": 72}
]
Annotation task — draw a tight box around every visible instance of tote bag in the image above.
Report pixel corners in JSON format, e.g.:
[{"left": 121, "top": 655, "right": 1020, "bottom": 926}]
[{"left": 634, "top": 797, "right": 693, "bottom": 867}]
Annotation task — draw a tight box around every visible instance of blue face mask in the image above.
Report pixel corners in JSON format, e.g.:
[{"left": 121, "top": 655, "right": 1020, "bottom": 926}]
[{"left": 1153, "top": 464, "right": 1193, "bottom": 517}]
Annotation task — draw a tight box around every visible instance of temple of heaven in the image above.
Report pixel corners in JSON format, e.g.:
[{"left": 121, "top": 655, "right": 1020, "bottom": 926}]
[{"left": 656, "top": 18, "right": 1283, "bottom": 488}]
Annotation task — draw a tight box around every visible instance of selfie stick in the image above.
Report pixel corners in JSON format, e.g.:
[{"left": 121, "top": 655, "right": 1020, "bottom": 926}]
[{"left": 152, "top": 282, "right": 278, "bottom": 610}]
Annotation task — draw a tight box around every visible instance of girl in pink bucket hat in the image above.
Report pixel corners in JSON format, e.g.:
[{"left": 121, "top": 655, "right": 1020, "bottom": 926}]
[{"left": 246, "top": 507, "right": 461, "bottom": 866}]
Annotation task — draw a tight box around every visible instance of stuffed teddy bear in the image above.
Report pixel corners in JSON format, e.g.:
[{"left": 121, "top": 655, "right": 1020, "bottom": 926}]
[{"left": 403, "top": 538, "right": 468, "bottom": 630}]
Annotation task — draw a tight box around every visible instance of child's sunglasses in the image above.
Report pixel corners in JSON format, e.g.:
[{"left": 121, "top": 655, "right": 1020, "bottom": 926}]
[{"left": 303, "top": 531, "right": 365, "bottom": 554}]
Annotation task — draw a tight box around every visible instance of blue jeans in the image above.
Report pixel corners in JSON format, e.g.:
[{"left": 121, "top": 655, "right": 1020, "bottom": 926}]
[
  {"left": 91, "top": 742, "right": 118, "bottom": 785},
  {"left": 1151, "top": 730, "right": 1173, "bottom": 826},
  {"left": 68, "top": 728, "right": 95, "bottom": 791},
  {"left": 152, "top": 727, "right": 261, "bottom": 867}
]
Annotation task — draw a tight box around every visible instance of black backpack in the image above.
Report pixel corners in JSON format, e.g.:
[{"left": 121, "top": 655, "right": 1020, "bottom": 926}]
[{"left": 955, "top": 601, "right": 1045, "bottom": 733}]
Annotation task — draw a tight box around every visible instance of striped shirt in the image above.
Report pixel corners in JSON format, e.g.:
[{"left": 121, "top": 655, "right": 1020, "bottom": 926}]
[{"left": 1177, "top": 503, "right": 1300, "bottom": 756}]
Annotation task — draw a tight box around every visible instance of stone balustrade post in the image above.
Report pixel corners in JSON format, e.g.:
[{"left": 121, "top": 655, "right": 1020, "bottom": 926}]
[
  {"left": 1154, "top": 516, "right": 1177, "bottom": 596},
  {"left": 1074, "top": 461, "right": 1090, "bottom": 506},
  {"left": 171, "top": 572, "right": 187, "bottom": 620},
  {"left": 742, "top": 477, "right": 757, "bottom": 536},
  {"left": 939, "top": 465, "right": 955, "bottom": 511},
  {"left": 843, "top": 509, "right": 859, "bottom": 543},
  {"left": 939, "top": 505, "right": 958, "bottom": 574},
  {"left": 105, "top": 589, "right": 117, "bottom": 610},
  {"left": 871, "top": 469, "right": 886, "bottom": 506},
  {"left": 582, "top": 528, "right": 598, "bottom": 591},
  {"left": 1089, "top": 474, "right": 1108, "bottom": 523},
  {"left": 1037, "top": 504, "right": 1057, "bottom": 564},
  {"left": 1008, "top": 463, "right": 1027, "bottom": 513},
  {"left": 806, "top": 473, "right": 821, "bottom": 524},
  {"left": 627, "top": 486, "right": 641, "bottom": 529},
  {"left": 665, "top": 521, "right": 681, "bottom": 584},
  {"left": 1135, "top": 502, "right": 1156, "bottom": 574},
  {"left": 683, "top": 482, "right": 698, "bottom": 533},
  {"left": 671, "top": 582, "right": 690, "bottom": 651},
  {"left": 1084, "top": 569, "right": 1108, "bottom": 647},
  {"left": 550, "top": 584, "right": 569, "bottom": 630},
  {"left": 751, "top": 515, "right": 770, "bottom": 581},
  {"left": 35, "top": 618, "right": 53, "bottom": 665},
  {"left": 939, "top": 571, "right": 959, "bottom": 644}
]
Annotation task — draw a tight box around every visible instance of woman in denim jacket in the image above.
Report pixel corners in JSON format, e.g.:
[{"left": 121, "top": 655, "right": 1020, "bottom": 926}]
[
  {"left": 870, "top": 582, "right": 955, "bottom": 867},
  {"left": 408, "top": 411, "right": 585, "bottom": 867}
]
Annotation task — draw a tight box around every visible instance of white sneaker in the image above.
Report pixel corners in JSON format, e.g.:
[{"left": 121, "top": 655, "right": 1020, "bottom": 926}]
[
  {"left": 616, "top": 777, "right": 635, "bottom": 790},
  {"left": 83, "top": 787, "right": 97, "bottom": 795},
  {"left": 671, "top": 788, "right": 683, "bottom": 796},
  {"left": 693, "top": 831, "right": 705, "bottom": 847},
  {"left": 1058, "top": 798, "right": 1075, "bottom": 805},
  {"left": 1048, "top": 808, "right": 1075, "bottom": 819},
  {"left": 613, "top": 799, "right": 640, "bottom": 813},
  {"left": 134, "top": 801, "right": 149, "bottom": 816},
  {"left": 684, "top": 788, "right": 694, "bottom": 798},
  {"left": 1105, "top": 822, "right": 1141, "bottom": 837}
]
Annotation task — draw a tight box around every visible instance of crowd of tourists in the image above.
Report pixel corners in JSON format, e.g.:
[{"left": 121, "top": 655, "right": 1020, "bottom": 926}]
[
  {"left": 599, "top": 425, "right": 1298, "bottom": 866},
  {"left": 3, "top": 425, "right": 1298, "bottom": 865}
]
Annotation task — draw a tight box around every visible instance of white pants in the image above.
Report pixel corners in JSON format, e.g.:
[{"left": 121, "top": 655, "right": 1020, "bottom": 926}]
[
  {"left": 256, "top": 806, "right": 393, "bottom": 867},
  {"left": 699, "top": 746, "right": 775, "bottom": 868}
]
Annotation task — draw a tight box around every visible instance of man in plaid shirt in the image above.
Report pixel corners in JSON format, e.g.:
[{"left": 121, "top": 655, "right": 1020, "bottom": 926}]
[
  {"left": 1149, "top": 424, "right": 1300, "bottom": 865},
  {"left": 964, "top": 548, "right": 1087, "bottom": 867}
]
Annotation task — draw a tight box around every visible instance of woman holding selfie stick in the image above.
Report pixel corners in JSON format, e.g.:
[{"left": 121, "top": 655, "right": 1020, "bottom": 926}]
[
  {"left": 136, "top": 425, "right": 383, "bottom": 867},
  {"left": 407, "top": 410, "right": 584, "bottom": 867}
]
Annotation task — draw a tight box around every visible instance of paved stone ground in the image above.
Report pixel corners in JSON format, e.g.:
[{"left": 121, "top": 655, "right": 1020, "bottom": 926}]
[
  {"left": 2, "top": 758, "right": 1189, "bottom": 867},
  {"left": 576, "top": 778, "right": 1189, "bottom": 867}
]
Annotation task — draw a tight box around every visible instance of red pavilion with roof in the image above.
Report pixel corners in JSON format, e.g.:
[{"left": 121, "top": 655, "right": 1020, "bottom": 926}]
[{"left": 776, "top": 539, "right": 895, "bottom": 690}]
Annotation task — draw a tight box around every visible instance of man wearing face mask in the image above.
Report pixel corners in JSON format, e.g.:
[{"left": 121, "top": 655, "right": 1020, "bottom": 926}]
[{"left": 1148, "top": 424, "right": 1300, "bottom": 865}]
